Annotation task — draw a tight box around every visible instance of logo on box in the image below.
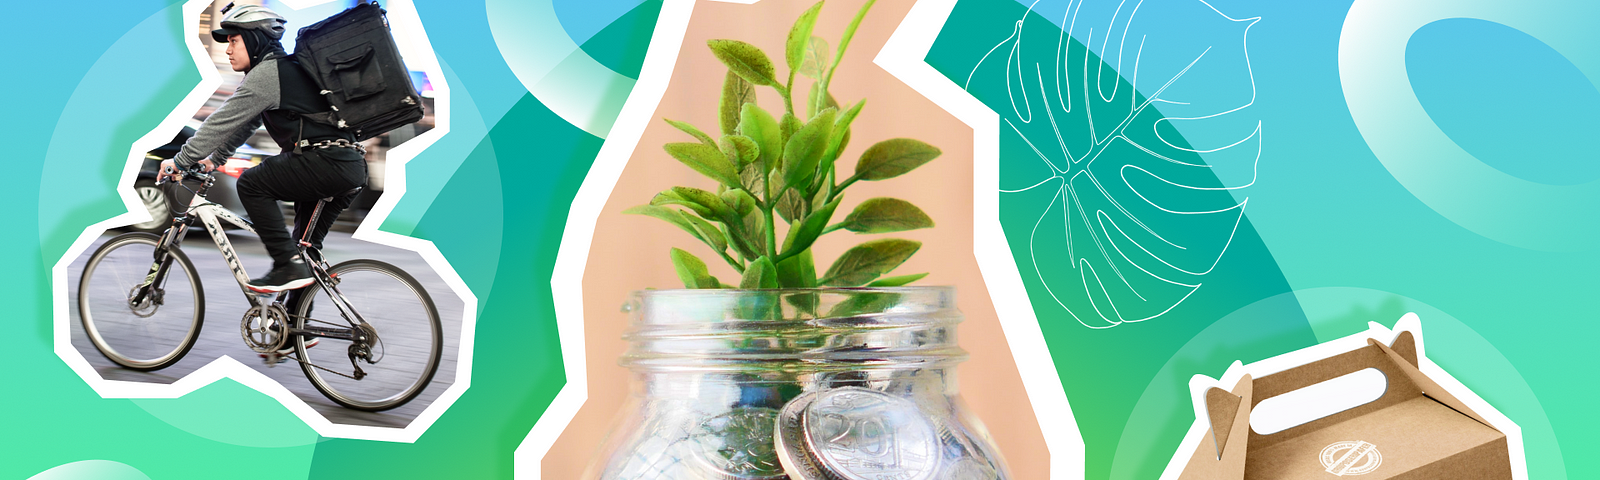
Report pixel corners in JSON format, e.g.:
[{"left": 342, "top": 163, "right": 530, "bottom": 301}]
[{"left": 1320, "top": 440, "right": 1382, "bottom": 476}]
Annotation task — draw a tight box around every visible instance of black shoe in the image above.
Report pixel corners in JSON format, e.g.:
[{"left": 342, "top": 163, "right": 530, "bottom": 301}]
[{"left": 248, "top": 257, "right": 313, "bottom": 293}]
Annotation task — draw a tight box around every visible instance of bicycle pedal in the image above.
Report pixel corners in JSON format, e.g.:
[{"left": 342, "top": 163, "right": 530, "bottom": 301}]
[{"left": 262, "top": 352, "right": 287, "bottom": 366}]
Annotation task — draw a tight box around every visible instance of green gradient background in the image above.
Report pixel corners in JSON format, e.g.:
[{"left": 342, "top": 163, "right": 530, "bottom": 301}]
[{"left": 929, "top": 0, "right": 1591, "bottom": 478}]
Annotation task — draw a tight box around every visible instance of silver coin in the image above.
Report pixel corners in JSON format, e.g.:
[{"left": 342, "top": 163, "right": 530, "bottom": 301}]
[
  {"left": 946, "top": 458, "right": 1000, "bottom": 480},
  {"left": 803, "top": 387, "right": 940, "bottom": 480},
  {"left": 692, "top": 406, "right": 788, "bottom": 479},
  {"left": 775, "top": 391, "right": 835, "bottom": 480}
]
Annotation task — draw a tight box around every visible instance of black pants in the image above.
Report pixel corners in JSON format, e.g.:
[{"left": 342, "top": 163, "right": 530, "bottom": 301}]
[{"left": 236, "top": 146, "right": 367, "bottom": 268}]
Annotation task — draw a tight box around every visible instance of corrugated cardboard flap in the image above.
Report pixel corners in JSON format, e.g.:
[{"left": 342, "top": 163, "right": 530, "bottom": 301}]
[
  {"left": 1179, "top": 374, "right": 1252, "bottom": 480},
  {"left": 1367, "top": 331, "right": 1496, "bottom": 430}
]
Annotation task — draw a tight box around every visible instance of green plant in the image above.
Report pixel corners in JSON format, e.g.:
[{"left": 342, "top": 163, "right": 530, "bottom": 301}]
[{"left": 627, "top": 0, "right": 941, "bottom": 290}]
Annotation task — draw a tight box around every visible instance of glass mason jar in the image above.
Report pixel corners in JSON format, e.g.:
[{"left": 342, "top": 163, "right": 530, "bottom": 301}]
[{"left": 584, "top": 287, "right": 1011, "bottom": 480}]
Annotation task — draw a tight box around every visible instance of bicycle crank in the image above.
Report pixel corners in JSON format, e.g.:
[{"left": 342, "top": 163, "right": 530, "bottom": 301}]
[{"left": 241, "top": 303, "right": 292, "bottom": 354}]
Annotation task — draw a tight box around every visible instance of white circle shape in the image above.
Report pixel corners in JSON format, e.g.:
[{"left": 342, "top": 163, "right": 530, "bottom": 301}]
[{"left": 1339, "top": 0, "right": 1600, "bottom": 251}]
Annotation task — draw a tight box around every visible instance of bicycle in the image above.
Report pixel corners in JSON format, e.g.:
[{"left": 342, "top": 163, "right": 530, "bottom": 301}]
[{"left": 77, "top": 164, "right": 442, "bottom": 411}]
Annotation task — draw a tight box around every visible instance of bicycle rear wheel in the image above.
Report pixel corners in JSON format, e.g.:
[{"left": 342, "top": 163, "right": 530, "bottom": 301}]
[
  {"left": 78, "top": 232, "right": 205, "bottom": 371},
  {"left": 293, "top": 259, "right": 441, "bottom": 411}
]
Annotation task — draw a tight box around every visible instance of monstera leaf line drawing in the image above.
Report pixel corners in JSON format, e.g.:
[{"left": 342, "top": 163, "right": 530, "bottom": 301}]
[{"left": 965, "top": 0, "right": 1262, "bottom": 329}]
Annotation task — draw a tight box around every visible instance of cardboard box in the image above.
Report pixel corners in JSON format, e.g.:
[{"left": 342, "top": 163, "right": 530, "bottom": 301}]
[{"left": 1167, "top": 314, "right": 1524, "bottom": 479}]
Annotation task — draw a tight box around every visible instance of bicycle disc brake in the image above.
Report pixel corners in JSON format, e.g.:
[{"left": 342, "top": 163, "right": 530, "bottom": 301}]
[
  {"left": 241, "top": 303, "right": 291, "bottom": 354},
  {"left": 125, "top": 284, "right": 162, "bottom": 318}
]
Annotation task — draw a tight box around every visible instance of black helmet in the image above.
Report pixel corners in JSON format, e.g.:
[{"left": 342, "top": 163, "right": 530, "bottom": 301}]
[{"left": 211, "top": 3, "right": 287, "bottom": 43}]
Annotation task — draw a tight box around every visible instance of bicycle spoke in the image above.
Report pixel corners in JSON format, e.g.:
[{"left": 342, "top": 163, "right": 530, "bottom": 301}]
[
  {"left": 78, "top": 233, "right": 204, "bottom": 371},
  {"left": 293, "top": 259, "right": 440, "bottom": 411}
]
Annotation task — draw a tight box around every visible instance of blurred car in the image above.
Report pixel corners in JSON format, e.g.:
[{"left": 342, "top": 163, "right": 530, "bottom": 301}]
[{"left": 128, "top": 126, "right": 256, "bottom": 232}]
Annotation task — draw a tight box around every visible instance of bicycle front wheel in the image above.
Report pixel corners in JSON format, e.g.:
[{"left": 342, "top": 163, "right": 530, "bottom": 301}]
[
  {"left": 78, "top": 232, "right": 205, "bottom": 371},
  {"left": 294, "top": 259, "right": 442, "bottom": 412}
]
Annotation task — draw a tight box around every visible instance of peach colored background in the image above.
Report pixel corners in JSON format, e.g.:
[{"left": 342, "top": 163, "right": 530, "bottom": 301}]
[{"left": 544, "top": 0, "right": 1049, "bottom": 477}]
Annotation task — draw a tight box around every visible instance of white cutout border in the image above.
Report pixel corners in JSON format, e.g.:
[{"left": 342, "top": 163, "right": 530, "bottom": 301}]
[
  {"left": 876, "top": 0, "right": 1085, "bottom": 478},
  {"left": 50, "top": 0, "right": 475, "bottom": 443},
  {"left": 530, "top": 0, "right": 1086, "bottom": 477},
  {"left": 1159, "top": 313, "right": 1529, "bottom": 480},
  {"left": 518, "top": 0, "right": 697, "bottom": 475}
]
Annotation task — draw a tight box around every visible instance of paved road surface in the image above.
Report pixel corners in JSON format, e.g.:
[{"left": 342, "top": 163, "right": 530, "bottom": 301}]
[{"left": 67, "top": 228, "right": 465, "bottom": 429}]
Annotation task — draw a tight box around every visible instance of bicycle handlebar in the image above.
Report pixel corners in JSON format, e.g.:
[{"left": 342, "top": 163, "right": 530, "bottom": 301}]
[{"left": 156, "top": 163, "right": 212, "bottom": 185}]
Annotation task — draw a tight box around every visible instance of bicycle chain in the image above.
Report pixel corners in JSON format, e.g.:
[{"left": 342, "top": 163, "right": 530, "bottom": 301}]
[{"left": 282, "top": 312, "right": 366, "bottom": 381}]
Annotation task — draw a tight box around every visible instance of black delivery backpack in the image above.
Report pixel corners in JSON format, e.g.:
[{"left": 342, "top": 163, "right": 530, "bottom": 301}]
[{"left": 294, "top": 2, "right": 424, "bottom": 141}]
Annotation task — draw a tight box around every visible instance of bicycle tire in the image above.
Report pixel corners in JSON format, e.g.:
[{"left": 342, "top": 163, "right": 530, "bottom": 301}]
[
  {"left": 78, "top": 232, "right": 205, "bottom": 371},
  {"left": 293, "top": 258, "right": 442, "bottom": 412}
]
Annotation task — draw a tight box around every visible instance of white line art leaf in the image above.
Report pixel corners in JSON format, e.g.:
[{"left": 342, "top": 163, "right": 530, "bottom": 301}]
[{"left": 964, "top": 0, "right": 1262, "bottom": 329}]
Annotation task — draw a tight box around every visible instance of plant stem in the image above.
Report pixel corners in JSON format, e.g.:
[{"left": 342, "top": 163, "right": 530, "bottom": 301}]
[
  {"left": 828, "top": 173, "right": 860, "bottom": 204},
  {"left": 720, "top": 249, "right": 746, "bottom": 273},
  {"left": 822, "top": 223, "right": 846, "bottom": 235},
  {"left": 785, "top": 69, "right": 797, "bottom": 119},
  {"left": 764, "top": 207, "right": 778, "bottom": 259}
]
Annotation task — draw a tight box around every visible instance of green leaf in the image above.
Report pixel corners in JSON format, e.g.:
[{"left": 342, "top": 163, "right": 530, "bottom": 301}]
[
  {"left": 721, "top": 189, "right": 757, "bottom": 217},
  {"left": 812, "top": 187, "right": 837, "bottom": 214},
  {"left": 777, "top": 249, "right": 820, "bottom": 313},
  {"left": 719, "top": 134, "right": 759, "bottom": 170},
  {"left": 839, "top": 197, "right": 934, "bottom": 233},
  {"left": 779, "top": 112, "right": 802, "bottom": 148},
  {"left": 807, "top": 80, "right": 841, "bottom": 119},
  {"left": 781, "top": 197, "right": 842, "bottom": 257},
  {"left": 799, "top": 36, "right": 830, "bottom": 79},
  {"left": 821, "top": 238, "right": 921, "bottom": 287},
  {"left": 824, "top": 99, "right": 865, "bottom": 165},
  {"left": 682, "top": 210, "right": 729, "bottom": 253},
  {"left": 623, "top": 205, "right": 703, "bottom": 242},
  {"left": 719, "top": 70, "right": 755, "bottom": 136},
  {"left": 670, "top": 247, "right": 717, "bottom": 289},
  {"left": 665, "top": 142, "right": 742, "bottom": 188},
  {"left": 775, "top": 187, "right": 806, "bottom": 224},
  {"left": 786, "top": 2, "right": 825, "bottom": 72},
  {"left": 671, "top": 186, "right": 740, "bottom": 225},
  {"left": 742, "top": 208, "right": 768, "bottom": 257},
  {"left": 708, "top": 39, "right": 780, "bottom": 88},
  {"left": 650, "top": 190, "right": 712, "bottom": 218},
  {"left": 854, "top": 138, "right": 941, "bottom": 181},
  {"left": 740, "top": 257, "right": 780, "bottom": 289},
  {"left": 664, "top": 118, "right": 715, "bottom": 145},
  {"left": 738, "top": 163, "right": 767, "bottom": 199},
  {"left": 739, "top": 104, "right": 782, "bottom": 175},
  {"left": 826, "top": 290, "right": 901, "bottom": 318},
  {"left": 866, "top": 272, "right": 927, "bottom": 287},
  {"left": 782, "top": 108, "right": 836, "bottom": 191},
  {"left": 828, "top": 0, "right": 878, "bottom": 84},
  {"left": 775, "top": 248, "right": 818, "bottom": 288},
  {"left": 676, "top": 186, "right": 759, "bottom": 260}
]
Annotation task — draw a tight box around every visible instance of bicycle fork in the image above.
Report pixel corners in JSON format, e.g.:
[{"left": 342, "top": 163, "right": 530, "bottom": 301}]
[{"left": 129, "top": 224, "right": 189, "bottom": 308}]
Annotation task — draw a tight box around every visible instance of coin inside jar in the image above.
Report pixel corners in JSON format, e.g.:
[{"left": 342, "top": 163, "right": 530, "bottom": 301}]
[
  {"left": 775, "top": 391, "right": 833, "bottom": 480},
  {"left": 691, "top": 406, "right": 788, "bottom": 480},
  {"left": 801, "top": 387, "right": 940, "bottom": 480}
]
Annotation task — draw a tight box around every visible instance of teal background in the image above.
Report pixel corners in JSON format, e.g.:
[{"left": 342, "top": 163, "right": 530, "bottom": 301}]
[
  {"left": 4, "top": 0, "right": 1596, "bottom": 479},
  {"left": 3, "top": 0, "right": 658, "bottom": 478},
  {"left": 927, "top": 0, "right": 1592, "bottom": 478}
]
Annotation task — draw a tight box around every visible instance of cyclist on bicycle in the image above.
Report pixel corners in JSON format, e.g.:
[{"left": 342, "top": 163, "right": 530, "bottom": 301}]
[{"left": 160, "top": 3, "right": 366, "bottom": 294}]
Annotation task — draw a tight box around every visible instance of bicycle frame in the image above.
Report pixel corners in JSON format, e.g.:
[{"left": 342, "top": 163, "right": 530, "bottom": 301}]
[{"left": 143, "top": 173, "right": 371, "bottom": 349}]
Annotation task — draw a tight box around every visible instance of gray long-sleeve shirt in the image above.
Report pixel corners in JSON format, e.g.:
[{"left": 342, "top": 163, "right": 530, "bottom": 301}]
[{"left": 174, "top": 59, "right": 282, "bottom": 168}]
